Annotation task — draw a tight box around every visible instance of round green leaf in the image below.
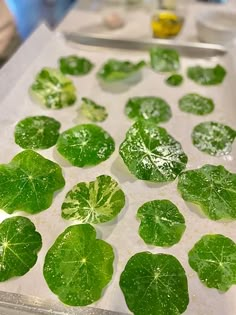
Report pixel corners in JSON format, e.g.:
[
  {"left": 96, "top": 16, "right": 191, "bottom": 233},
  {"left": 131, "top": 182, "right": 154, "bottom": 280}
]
[
  {"left": 119, "top": 120, "right": 188, "bottom": 182},
  {"left": 192, "top": 121, "right": 236, "bottom": 156},
  {"left": 165, "top": 74, "right": 183, "bottom": 86},
  {"left": 188, "top": 234, "right": 236, "bottom": 291},
  {"left": 62, "top": 175, "right": 125, "bottom": 224},
  {"left": 0, "top": 150, "right": 65, "bottom": 214},
  {"left": 81, "top": 97, "right": 108, "bottom": 122},
  {"left": 187, "top": 64, "right": 226, "bottom": 85},
  {"left": 179, "top": 93, "right": 214, "bottom": 115},
  {"left": 30, "top": 67, "right": 76, "bottom": 109},
  {"left": 56, "top": 124, "right": 115, "bottom": 167},
  {"left": 14, "top": 116, "right": 61, "bottom": 150},
  {"left": 137, "top": 200, "right": 186, "bottom": 247},
  {"left": 0, "top": 216, "right": 42, "bottom": 281},
  {"left": 125, "top": 96, "right": 172, "bottom": 124},
  {"left": 120, "top": 252, "right": 189, "bottom": 315},
  {"left": 59, "top": 55, "right": 94, "bottom": 76},
  {"left": 43, "top": 224, "right": 114, "bottom": 306},
  {"left": 150, "top": 48, "right": 180, "bottom": 72},
  {"left": 178, "top": 164, "right": 236, "bottom": 221}
]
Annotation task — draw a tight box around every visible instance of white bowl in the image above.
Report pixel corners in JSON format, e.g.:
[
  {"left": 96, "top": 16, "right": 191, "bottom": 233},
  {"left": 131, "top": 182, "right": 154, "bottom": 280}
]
[{"left": 196, "top": 10, "right": 236, "bottom": 45}]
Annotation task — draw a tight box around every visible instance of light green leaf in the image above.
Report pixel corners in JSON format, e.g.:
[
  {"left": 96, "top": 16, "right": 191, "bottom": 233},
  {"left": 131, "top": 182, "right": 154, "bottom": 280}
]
[
  {"left": 59, "top": 55, "right": 94, "bottom": 76},
  {"left": 137, "top": 200, "right": 186, "bottom": 247},
  {"left": 150, "top": 47, "right": 180, "bottom": 72},
  {"left": 165, "top": 74, "right": 183, "bottom": 86},
  {"left": 81, "top": 97, "right": 108, "bottom": 122},
  {"left": 178, "top": 164, "right": 236, "bottom": 221},
  {"left": 43, "top": 224, "right": 114, "bottom": 306},
  {"left": 0, "top": 216, "right": 42, "bottom": 281},
  {"left": 0, "top": 150, "right": 65, "bottom": 214},
  {"left": 120, "top": 252, "right": 189, "bottom": 315},
  {"left": 187, "top": 64, "right": 226, "bottom": 85},
  {"left": 62, "top": 175, "right": 125, "bottom": 224},
  {"left": 179, "top": 93, "right": 214, "bottom": 115},
  {"left": 188, "top": 234, "right": 236, "bottom": 291}
]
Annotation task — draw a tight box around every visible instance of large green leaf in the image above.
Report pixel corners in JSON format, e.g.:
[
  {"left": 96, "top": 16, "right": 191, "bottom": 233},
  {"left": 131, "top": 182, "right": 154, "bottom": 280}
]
[
  {"left": 0, "top": 150, "right": 65, "bottom": 214},
  {"left": 192, "top": 121, "right": 236, "bottom": 156},
  {"left": 14, "top": 116, "right": 61, "bottom": 150},
  {"left": 150, "top": 47, "right": 180, "bottom": 72},
  {"left": 81, "top": 97, "right": 108, "bottom": 122},
  {"left": 188, "top": 234, "right": 236, "bottom": 291},
  {"left": 125, "top": 96, "right": 172, "bottom": 124},
  {"left": 165, "top": 74, "right": 183, "bottom": 86},
  {"left": 61, "top": 175, "right": 125, "bottom": 223},
  {"left": 56, "top": 124, "right": 115, "bottom": 167},
  {"left": 30, "top": 67, "right": 76, "bottom": 109},
  {"left": 0, "top": 216, "right": 42, "bottom": 281},
  {"left": 119, "top": 120, "right": 188, "bottom": 182},
  {"left": 179, "top": 93, "right": 214, "bottom": 115},
  {"left": 187, "top": 64, "right": 226, "bottom": 85},
  {"left": 178, "top": 164, "right": 236, "bottom": 221},
  {"left": 59, "top": 55, "right": 94, "bottom": 76},
  {"left": 120, "top": 252, "right": 189, "bottom": 315},
  {"left": 137, "top": 200, "right": 186, "bottom": 247},
  {"left": 43, "top": 224, "right": 114, "bottom": 306}
]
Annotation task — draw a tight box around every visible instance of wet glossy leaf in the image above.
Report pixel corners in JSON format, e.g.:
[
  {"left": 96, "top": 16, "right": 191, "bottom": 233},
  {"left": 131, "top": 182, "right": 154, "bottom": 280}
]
[
  {"left": 150, "top": 48, "right": 180, "bottom": 72},
  {"left": 59, "top": 55, "right": 94, "bottom": 76},
  {"left": 137, "top": 200, "right": 186, "bottom": 247},
  {"left": 179, "top": 93, "right": 214, "bottom": 115},
  {"left": 188, "top": 234, "right": 236, "bottom": 291},
  {"left": 166, "top": 74, "right": 183, "bottom": 86},
  {"left": 120, "top": 252, "right": 189, "bottom": 315},
  {"left": 62, "top": 175, "right": 125, "bottom": 224},
  {"left": 119, "top": 120, "right": 188, "bottom": 182},
  {"left": 187, "top": 64, "right": 226, "bottom": 85},
  {"left": 43, "top": 224, "right": 114, "bottom": 306},
  {"left": 178, "top": 164, "right": 236, "bottom": 221},
  {"left": 192, "top": 122, "right": 236, "bottom": 156},
  {"left": 0, "top": 150, "right": 65, "bottom": 214},
  {"left": 30, "top": 67, "right": 76, "bottom": 109},
  {"left": 56, "top": 124, "right": 115, "bottom": 167},
  {"left": 81, "top": 97, "right": 108, "bottom": 122},
  {"left": 14, "top": 116, "right": 61, "bottom": 149},
  {"left": 125, "top": 96, "right": 172, "bottom": 124}
]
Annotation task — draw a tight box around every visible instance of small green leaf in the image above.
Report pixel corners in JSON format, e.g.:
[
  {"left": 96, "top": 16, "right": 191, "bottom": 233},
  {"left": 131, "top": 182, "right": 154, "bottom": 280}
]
[
  {"left": 43, "top": 224, "right": 114, "bottom": 306},
  {"left": 178, "top": 164, "right": 236, "bottom": 221},
  {"left": 0, "top": 216, "right": 42, "bottom": 281},
  {"left": 192, "top": 121, "right": 236, "bottom": 156},
  {"left": 62, "top": 175, "right": 125, "bottom": 224},
  {"left": 150, "top": 48, "right": 180, "bottom": 72},
  {"left": 165, "top": 74, "right": 183, "bottom": 86},
  {"left": 56, "top": 124, "right": 115, "bottom": 167},
  {"left": 179, "top": 93, "right": 214, "bottom": 115},
  {"left": 97, "top": 59, "right": 145, "bottom": 82},
  {"left": 188, "top": 234, "right": 236, "bottom": 291},
  {"left": 0, "top": 150, "right": 65, "bottom": 214},
  {"left": 119, "top": 120, "right": 188, "bottom": 182},
  {"left": 14, "top": 116, "right": 61, "bottom": 150},
  {"left": 30, "top": 67, "right": 76, "bottom": 109},
  {"left": 81, "top": 97, "right": 108, "bottom": 122},
  {"left": 137, "top": 200, "right": 186, "bottom": 247},
  {"left": 59, "top": 55, "right": 94, "bottom": 76},
  {"left": 120, "top": 252, "right": 189, "bottom": 315},
  {"left": 187, "top": 64, "right": 226, "bottom": 85},
  {"left": 125, "top": 96, "right": 172, "bottom": 124}
]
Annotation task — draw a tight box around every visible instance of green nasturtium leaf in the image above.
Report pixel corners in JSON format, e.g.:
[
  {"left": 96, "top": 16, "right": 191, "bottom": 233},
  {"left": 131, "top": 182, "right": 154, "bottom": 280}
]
[
  {"left": 187, "top": 64, "right": 226, "bottom": 85},
  {"left": 188, "top": 234, "right": 236, "bottom": 291},
  {"left": 97, "top": 59, "right": 146, "bottom": 82},
  {"left": 125, "top": 96, "right": 172, "bottom": 124},
  {"left": 56, "top": 124, "right": 115, "bottom": 167},
  {"left": 61, "top": 175, "right": 125, "bottom": 224},
  {"left": 14, "top": 115, "right": 61, "bottom": 150},
  {"left": 150, "top": 47, "right": 180, "bottom": 72},
  {"left": 43, "top": 224, "right": 114, "bottom": 306},
  {"left": 0, "top": 150, "right": 65, "bottom": 214},
  {"left": 0, "top": 216, "right": 42, "bottom": 281},
  {"left": 192, "top": 121, "right": 236, "bottom": 156},
  {"left": 119, "top": 120, "right": 188, "bottom": 182},
  {"left": 166, "top": 74, "right": 183, "bottom": 86},
  {"left": 30, "top": 67, "right": 76, "bottom": 109},
  {"left": 120, "top": 252, "right": 189, "bottom": 315},
  {"left": 59, "top": 55, "right": 94, "bottom": 76},
  {"left": 178, "top": 164, "right": 236, "bottom": 221},
  {"left": 179, "top": 93, "right": 214, "bottom": 116},
  {"left": 81, "top": 97, "right": 108, "bottom": 122},
  {"left": 137, "top": 200, "right": 186, "bottom": 247}
]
